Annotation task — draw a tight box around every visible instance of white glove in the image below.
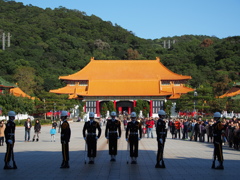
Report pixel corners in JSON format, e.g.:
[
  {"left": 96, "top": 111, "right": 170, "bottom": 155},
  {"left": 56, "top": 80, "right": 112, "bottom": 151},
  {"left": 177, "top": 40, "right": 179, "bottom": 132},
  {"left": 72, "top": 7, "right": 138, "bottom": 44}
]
[
  {"left": 96, "top": 137, "right": 98, "bottom": 140},
  {"left": 126, "top": 138, "right": 128, "bottom": 142},
  {"left": 159, "top": 138, "right": 163, "bottom": 144},
  {"left": 8, "top": 139, "right": 13, "bottom": 144},
  {"left": 138, "top": 138, "right": 141, "bottom": 141}
]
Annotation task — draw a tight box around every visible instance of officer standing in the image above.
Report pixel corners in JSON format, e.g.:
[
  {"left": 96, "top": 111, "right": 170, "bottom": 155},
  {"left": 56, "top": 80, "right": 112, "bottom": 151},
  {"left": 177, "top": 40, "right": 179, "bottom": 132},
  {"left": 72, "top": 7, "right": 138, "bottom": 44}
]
[
  {"left": 60, "top": 111, "right": 71, "bottom": 168},
  {"left": 212, "top": 112, "right": 224, "bottom": 170},
  {"left": 155, "top": 110, "right": 167, "bottom": 168},
  {"left": 105, "top": 111, "right": 121, "bottom": 161},
  {"left": 4, "top": 111, "right": 17, "bottom": 169},
  {"left": 125, "top": 112, "right": 142, "bottom": 164},
  {"left": 83, "top": 112, "right": 101, "bottom": 164}
]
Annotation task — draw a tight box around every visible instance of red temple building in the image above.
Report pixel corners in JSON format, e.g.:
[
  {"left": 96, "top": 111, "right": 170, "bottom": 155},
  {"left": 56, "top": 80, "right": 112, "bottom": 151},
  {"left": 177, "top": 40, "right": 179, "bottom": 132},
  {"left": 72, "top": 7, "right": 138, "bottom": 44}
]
[{"left": 50, "top": 57, "right": 194, "bottom": 117}]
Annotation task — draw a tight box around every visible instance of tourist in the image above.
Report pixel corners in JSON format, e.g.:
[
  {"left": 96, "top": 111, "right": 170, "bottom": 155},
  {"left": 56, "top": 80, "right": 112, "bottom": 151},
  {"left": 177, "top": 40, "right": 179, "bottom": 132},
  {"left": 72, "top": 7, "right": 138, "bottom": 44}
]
[
  {"left": 32, "top": 119, "right": 41, "bottom": 142},
  {"left": 24, "top": 118, "right": 32, "bottom": 142},
  {"left": 0, "top": 120, "right": 5, "bottom": 146}
]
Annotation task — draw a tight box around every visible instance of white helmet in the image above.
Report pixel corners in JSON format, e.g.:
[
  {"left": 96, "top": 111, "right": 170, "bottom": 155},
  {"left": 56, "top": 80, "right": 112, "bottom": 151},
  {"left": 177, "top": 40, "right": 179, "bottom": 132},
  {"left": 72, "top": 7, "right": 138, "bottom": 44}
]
[
  {"left": 213, "top": 112, "right": 221, "bottom": 118},
  {"left": 61, "top": 111, "right": 68, "bottom": 117},
  {"left": 111, "top": 111, "right": 117, "bottom": 116},
  {"left": 158, "top": 110, "right": 166, "bottom": 115},
  {"left": 131, "top": 112, "right": 137, "bottom": 118},
  {"left": 89, "top": 112, "right": 95, "bottom": 118},
  {"left": 8, "top": 111, "right": 16, "bottom": 116}
]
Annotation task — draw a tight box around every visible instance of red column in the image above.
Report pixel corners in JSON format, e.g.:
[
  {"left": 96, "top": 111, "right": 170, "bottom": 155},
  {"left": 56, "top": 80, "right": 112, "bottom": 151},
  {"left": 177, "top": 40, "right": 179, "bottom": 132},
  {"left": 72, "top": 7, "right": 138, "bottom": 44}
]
[
  {"left": 128, "top": 107, "right": 131, "bottom": 114},
  {"left": 118, "top": 106, "right": 122, "bottom": 114},
  {"left": 150, "top": 100, "right": 153, "bottom": 117},
  {"left": 96, "top": 101, "right": 100, "bottom": 117},
  {"left": 133, "top": 100, "right": 137, "bottom": 107}
]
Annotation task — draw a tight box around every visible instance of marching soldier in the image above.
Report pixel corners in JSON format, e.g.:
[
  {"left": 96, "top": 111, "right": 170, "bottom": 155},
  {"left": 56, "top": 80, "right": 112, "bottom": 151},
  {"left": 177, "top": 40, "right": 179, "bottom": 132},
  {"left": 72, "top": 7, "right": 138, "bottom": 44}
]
[
  {"left": 83, "top": 112, "right": 101, "bottom": 164},
  {"left": 60, "top": 111, "right": 71, "bottom": 168},
  {"left": 125, "top": 112, "right": 142, "bottom": 164},
  {"left": 4, "top": 111, "right": 17, "bottom": 170},
  {"left": 211, "top": 112, "right": 224, "bottom": 170},
  {"left": 155, "top": 110, "right": 167, "bottom": 168},
  {"left": 105, "top": 111, "right": 121, "bottom": 161}
]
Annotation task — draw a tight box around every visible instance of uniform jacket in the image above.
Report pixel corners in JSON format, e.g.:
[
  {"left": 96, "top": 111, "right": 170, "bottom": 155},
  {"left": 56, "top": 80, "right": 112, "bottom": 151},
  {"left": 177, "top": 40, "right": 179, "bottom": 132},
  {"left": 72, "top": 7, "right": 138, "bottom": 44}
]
[
  {"left": 105, "top": 119, "right": 121, "bottom": 138},
  {"left": 156, "top": 118, "right": 166, "bottom": 140},
  {"left": 125, "top": 120, "right": 142, "bottom": 139},
  {"left": 213, "top": 121, "right": 224, "bottom": 142},
  {"left": 82, "top": 120, "right": 101, "bottom": 138},
  {"left": 4, "top": 120, "right": 15, "bottom": 143},
  {"left": 60, "top": 120, "right": 71, "bottom": 143}
]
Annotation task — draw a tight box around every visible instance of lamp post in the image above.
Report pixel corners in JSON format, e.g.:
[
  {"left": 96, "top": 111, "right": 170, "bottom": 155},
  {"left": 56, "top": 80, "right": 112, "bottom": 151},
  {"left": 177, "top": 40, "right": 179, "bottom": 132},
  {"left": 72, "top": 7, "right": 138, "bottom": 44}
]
[{"left": 193, "top": 90, "right": 198, "bottom": 112}]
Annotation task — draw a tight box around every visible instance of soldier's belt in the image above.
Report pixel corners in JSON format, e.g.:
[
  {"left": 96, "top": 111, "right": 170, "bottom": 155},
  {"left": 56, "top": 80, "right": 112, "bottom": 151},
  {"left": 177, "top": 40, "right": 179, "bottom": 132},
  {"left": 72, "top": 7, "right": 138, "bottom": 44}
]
[
  {"left": 213, "top": 134, "right": 218, "bottom": 136},
  {"left": 8, "top": 133, "right": 15, "bottom": 135},
  {"left": 109, "top": 131, "right": 117, "bottom": 133},
  {"left": 158, "top": 132, "right": 166, "bottom": 134},
  {"left": 87, "top": 133, "right": 96, "bottom": 135},
  {"left": 130, "top": 132, "right": 138, "bottom": 135}
]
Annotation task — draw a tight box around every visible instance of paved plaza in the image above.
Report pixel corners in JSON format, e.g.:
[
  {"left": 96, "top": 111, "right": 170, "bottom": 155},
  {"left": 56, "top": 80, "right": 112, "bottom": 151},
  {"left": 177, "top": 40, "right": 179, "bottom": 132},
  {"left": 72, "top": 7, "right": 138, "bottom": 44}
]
[{"left": 0, "top": 121, "right": 240, "bottom": 180}]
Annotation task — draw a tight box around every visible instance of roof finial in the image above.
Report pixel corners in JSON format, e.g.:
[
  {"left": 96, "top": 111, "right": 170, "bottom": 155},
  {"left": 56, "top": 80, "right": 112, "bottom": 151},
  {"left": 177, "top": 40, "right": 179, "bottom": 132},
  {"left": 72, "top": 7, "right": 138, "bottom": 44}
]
[
  {"left": 156, "top": 57, "right": 160, "bottom": 61},
  {"left": 91, "top": 57, "right": 95, "bottom": 61}
]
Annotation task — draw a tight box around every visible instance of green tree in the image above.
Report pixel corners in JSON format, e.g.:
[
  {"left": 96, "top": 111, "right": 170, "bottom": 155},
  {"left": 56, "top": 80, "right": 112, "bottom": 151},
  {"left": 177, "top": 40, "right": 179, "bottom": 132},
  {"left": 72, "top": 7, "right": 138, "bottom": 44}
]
[
  {"left": 107, "top": 101, "right": 115, "bottom": 113},
  {"left": 100, "top": 102, "right": 108, "bottom": 118},
  {"left": 164, "top": 100, "right": 173, "bottom": 118}
]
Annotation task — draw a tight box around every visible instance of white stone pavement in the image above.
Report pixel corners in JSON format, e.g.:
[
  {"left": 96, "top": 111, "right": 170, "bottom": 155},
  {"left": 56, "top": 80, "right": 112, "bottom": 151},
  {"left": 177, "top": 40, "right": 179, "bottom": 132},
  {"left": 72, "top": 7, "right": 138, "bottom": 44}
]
[{"left": 0, "top": 122, "right": 240, "bottom": 180}]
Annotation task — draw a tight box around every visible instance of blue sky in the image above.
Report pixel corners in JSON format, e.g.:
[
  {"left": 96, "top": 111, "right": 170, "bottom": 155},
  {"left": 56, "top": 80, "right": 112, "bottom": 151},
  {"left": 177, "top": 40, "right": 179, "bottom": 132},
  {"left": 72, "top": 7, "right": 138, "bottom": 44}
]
[{"left": 15, "top": 0, "right": 240, "bottom": 39}]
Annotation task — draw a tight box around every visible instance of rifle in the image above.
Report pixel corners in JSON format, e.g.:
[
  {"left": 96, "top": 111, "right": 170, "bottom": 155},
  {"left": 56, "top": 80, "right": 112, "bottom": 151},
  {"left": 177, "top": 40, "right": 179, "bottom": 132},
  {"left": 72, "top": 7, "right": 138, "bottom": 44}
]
[
  {"left": 11, "top": 144, "right": 17, "bottom": 169},
  {"left": 211, "top": 144, "right": 216, "bottom": 169}
]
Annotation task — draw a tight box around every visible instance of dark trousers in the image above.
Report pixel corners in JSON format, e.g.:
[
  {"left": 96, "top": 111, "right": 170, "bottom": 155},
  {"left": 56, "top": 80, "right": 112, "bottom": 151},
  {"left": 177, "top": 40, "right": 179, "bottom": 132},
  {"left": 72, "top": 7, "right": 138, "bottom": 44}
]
[
  {"left": 194, "top": 132, "right": 199, "bottom": 141},
  {"left": 4, "top": 143, "right": 13, "bottom": 163},
  {"left": 25, "top": 130, "right": 30, "bottom": 141},
  {"left": 87, "top": 137, "right": 97, "bottom": 157},
  {"left": 108, "top": 138, "right": 118, "bottom": 155},
  {"left": 129, "top": 135, "right": 139, "bottom": 157},
  {"left": 0, "top": 137, "right": 4, "bottom": 145},
  {"left": 176, "top": 129, "right": 181, "bottom": 139},
  {"left": 61, "top": 143, "right": 69, "bottom": 162},
  {"left": 157, "top": 141, "right": 165, "bottom": 162},
  {"left": 214, "top": 141, "right": 223, "bottom": 162}
]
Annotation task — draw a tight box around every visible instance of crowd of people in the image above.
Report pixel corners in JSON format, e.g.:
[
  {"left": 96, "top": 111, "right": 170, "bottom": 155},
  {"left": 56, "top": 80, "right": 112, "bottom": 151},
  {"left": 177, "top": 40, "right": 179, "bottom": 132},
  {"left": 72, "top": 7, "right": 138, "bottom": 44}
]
[{"left": 166, "top": 116, "right": 240, "bottom": 150}]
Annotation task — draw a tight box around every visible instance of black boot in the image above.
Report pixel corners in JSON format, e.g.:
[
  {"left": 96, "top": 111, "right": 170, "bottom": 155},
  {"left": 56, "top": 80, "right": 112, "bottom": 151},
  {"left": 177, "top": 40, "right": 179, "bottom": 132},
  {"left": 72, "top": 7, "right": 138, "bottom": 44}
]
[
  {"left": 64, "top": 161, "right": 70, "bottom": 168},
  {"left": 60, "top": 160, "right": 65, "bottom": 168},
  {"left": 155, "top": 161, "right": 161, "bottom": 168},
  {"left": 162, "top": 160, "right": 166, "bottom": 168},
  {"left": 215, "top": 161, "right": 224, "bottom": 170},
  {"left": 4, "top": 162, "right": 13, "bottom": 170},
  {"left": 36, "top": 138, "right": 39, "bottom": 142},
  {"left": 32, "top": 139, "right": 35, "bottom": 142}
]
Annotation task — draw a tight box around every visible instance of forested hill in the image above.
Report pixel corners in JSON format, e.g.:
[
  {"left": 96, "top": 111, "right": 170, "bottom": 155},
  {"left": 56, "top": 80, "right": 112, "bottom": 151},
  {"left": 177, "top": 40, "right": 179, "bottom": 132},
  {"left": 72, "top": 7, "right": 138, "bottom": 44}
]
[{"left": 0, "top": 0, "right": 240, "bottom": 97}]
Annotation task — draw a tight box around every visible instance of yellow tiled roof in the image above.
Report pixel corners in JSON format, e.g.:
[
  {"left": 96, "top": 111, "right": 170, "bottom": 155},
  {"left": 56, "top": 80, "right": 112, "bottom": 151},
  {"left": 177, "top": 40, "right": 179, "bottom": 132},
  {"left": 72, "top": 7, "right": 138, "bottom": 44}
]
[
  {"left": 10, "top": 87, "right": 35, "bottom": 100},
  {"left": 59, "top": 58, "right": 192, "bottom": 81}
]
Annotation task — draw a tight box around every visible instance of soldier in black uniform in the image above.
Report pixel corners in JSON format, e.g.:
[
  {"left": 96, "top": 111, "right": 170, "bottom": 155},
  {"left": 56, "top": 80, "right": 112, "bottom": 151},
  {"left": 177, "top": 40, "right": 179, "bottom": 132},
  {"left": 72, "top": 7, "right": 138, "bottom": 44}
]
[
  {"left": 4, "top": 111, "right": 17, "bottom": 170},
  {"left": 83, "top": 112, "right": 101, "bottom": 164},
  {"left": 211, "top": 112, "right": 224, "bottom": 170},
  {"left": 105, "top": 111, "right": 121, "bottom": 161},
  {"left": 125, "top": 112, "right": 142, "bottom": 164},
  {"left": 155, "top": 110, "right": 167, "bottom": 168},
  {"left": 60, "top": 111, "right": 71, "bottom": 168}
]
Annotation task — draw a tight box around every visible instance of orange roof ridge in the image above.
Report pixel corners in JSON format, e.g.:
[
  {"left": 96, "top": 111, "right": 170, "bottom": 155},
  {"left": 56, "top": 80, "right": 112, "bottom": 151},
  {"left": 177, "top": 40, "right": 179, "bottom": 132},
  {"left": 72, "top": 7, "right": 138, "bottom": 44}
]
[{"left": 59, "top": 58, "right": 192, "bottom": 81}]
